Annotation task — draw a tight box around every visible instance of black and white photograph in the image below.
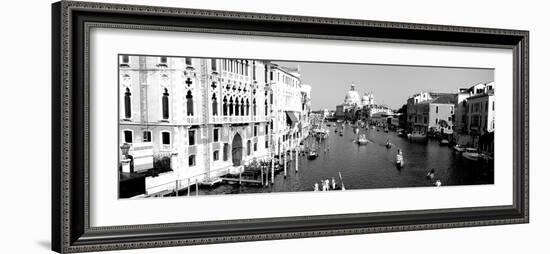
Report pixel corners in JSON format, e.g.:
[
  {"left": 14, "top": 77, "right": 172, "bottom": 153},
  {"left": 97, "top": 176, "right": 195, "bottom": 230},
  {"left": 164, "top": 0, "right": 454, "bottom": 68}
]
[{"left": 118, "top": 55, "right": 495, "bottom": 198}]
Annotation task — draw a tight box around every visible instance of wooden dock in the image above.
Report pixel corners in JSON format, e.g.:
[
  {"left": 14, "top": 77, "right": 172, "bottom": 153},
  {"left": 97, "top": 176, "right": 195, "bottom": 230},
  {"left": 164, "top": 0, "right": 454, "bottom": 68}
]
[
  {"left": 199, "top": 177, "right": 223, "bottom": 187},
  {"left": 220, "top": 177, "right": 263, "bottom": 185}
]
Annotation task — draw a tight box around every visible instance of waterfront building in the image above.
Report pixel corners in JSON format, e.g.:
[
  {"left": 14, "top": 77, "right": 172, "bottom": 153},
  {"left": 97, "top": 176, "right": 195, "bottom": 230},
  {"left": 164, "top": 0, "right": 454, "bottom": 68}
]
[
  {"left": 368, "top": 112, "right": 400, "bottom": 128},
  {"left": 453, "top": 82, "right": 495, "bottom": 152},
  {"left": 406, "top": 92, "right": 457, "bottom": 136},
  {"left": 363, "top": 104, "right": 393, "bottom": 119},
  {"left": 269, "top": 64, "right": 311, "bottom": 156},
  {"left": 118, "top": 56, "right": 310, "bottom": 197}
]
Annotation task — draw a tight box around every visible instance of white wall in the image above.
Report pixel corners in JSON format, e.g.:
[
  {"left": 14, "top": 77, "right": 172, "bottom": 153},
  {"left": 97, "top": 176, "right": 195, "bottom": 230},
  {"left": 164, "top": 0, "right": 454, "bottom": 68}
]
[{"left": 0, "top": 0, "right": 547, "bottom": 253}]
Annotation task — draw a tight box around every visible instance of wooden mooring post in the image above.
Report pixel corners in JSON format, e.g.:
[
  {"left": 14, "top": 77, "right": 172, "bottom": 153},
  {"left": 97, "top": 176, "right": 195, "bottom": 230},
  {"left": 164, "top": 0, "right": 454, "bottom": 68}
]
[
  {"left": 195, "top": 179, "right": 198, "bottom": 196},
  {"left": 260, "top": 166, "right": 264, "bottom": 186},
  {"left": 295, "top": 148, "right": 299, "bottom": 172},
  {"left": 239, "top": 171, "right": 242, "bottom": 185},
  {"left": 264, "top": 167, "right": 269, "bottom": 186},
  {"left": 271, "top": 158, "right": 274, "bottom": 184},
  {"left": 283, "top": 152, "right": 287, "bottom": 178}
]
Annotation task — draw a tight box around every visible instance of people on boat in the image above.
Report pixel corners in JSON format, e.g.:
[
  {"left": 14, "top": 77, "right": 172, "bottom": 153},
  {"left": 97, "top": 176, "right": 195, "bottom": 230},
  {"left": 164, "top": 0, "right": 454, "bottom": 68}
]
[
  {"left": 427, "top": 169, "right": 435, "bottom": 180},
  {"left": 331, "top": 177, "right": 337, "bottom": 190},
  {"left": 435, "top": 180, "right": 442, "bottom": 187},
  {"left": 313, "top": 182, "right": 319, "bottom": 192}
]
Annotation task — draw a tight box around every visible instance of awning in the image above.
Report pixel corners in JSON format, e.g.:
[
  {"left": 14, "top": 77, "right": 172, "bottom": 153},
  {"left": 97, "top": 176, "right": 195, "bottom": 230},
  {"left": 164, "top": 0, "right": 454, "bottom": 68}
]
[{"left": 285, "top": 111, "right": 299, "bottom": 127}]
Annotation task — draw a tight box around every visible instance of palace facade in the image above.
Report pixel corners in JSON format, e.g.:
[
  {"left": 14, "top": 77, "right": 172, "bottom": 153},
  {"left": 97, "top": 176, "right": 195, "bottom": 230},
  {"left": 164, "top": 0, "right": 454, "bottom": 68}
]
[{"left": 118, "top": 56, "right": 311, "bottom": 197}]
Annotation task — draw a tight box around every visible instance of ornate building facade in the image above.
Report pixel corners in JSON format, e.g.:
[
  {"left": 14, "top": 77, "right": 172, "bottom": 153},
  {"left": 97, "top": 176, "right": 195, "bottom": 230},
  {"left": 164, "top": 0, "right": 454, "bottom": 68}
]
[{"left": 118, "top": 56, "right": 310, "bottom": 197}]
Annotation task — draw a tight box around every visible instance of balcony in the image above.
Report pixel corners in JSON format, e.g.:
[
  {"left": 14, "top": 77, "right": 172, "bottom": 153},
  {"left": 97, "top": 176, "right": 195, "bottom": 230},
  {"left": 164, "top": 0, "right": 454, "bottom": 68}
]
[
  {"left": 215, "top": 115, "right": 255, "bottom": 124},
  {"left": 184, "top": 116, "right": 201, "bottom": 125},
  {"left": 253, "top": 115, "right": 268, "bottom": 122},
  {"left": 160, "top": 144, "right": 172, "bottom": 152},
  {"left": 210, "top": 115, "right": 223, "bottom": 124}
]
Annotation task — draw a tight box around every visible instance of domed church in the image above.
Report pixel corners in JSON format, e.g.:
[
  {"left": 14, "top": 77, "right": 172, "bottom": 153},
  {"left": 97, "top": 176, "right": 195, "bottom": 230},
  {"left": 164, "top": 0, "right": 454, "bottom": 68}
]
[{"left": 344, "top": 83, "right": 361, "bottom": 106}]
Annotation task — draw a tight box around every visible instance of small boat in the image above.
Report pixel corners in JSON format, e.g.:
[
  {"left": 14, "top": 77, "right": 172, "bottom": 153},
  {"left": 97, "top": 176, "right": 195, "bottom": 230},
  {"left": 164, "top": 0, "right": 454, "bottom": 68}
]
[
  {"left": 462, "top": 148, "right": 482, "bottom": 161},
  {"left": 307, "top": 150, "right": 319, "bottom": 160},
  {"left": 408, "top": 132, "right": 427, "bottom": 142},
  {"left": 397, "top": 129, "right": 406, "bottom": 137},
  {"left": 453, "top": 144, "right": 466, "bottom": 153},
  {"left": 439, "top": 139, "right": 449, "bottom": 145},
  {"left": 395, "top": 150, "right": 404, "bottom": 167},
  {"left": 426, "top": 169, "right": 435, "bottom": 179},
  {"left": 357, "top": 134, "right": 368, "bottom": 145}
]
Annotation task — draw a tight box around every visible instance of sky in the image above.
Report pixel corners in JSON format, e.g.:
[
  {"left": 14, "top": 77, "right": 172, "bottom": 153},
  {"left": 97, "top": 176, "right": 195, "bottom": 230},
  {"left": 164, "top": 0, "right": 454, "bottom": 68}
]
[{"left": 274, "top": 61, "right": 494, "bottom": 110}]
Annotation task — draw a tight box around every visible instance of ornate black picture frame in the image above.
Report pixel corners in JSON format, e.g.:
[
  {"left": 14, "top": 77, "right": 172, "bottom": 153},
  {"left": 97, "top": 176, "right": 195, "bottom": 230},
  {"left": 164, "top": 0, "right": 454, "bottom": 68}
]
[{"left": 51, "top": 1, "right": 529, "bottom": 253}]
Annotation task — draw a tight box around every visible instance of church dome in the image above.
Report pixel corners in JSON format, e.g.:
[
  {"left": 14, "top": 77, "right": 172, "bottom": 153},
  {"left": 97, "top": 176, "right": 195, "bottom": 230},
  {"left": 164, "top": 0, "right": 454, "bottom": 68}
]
[
  {"left": 344, "top": 83, "right": 361, "bottom": 106},
  {"left": 361, "top": 92, "right": 373, "bottom": 106}
]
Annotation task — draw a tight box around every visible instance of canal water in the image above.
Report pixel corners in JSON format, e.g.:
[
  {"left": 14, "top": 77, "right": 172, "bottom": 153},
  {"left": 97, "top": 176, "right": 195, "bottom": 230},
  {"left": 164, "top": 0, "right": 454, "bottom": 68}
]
[{"left": 194, "top": 123, "right": 493, "bottom": 195}]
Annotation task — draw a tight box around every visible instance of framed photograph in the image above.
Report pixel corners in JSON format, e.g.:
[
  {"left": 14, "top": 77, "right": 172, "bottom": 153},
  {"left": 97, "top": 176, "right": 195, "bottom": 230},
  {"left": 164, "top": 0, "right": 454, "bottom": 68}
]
[{"left": 52, "top": 1, "right": 529, "bottom": 253}]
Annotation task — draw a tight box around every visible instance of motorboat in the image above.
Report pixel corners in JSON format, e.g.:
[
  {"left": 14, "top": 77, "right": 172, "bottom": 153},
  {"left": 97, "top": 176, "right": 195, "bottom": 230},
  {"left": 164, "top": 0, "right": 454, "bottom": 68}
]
[
  {"left": 307, "top": 150, "right": 319, "bottom": 160},
  {"left": 397, "top": 129, "right": 406, "bottom": 137},
  {"left": 439, "top": 139, "right": 449, "bottom": 145},
  {"left": 462, "top": 148, "right": 482, "bottom": 161},
  {"left": 395, "top": 150, "right": 404, "bottom": 167},
  {"left": 357, "top": 134, "right": 368, "bottom": 145},
  {"left": 453, "top": 144, "right": 466, "bottom": 153}
]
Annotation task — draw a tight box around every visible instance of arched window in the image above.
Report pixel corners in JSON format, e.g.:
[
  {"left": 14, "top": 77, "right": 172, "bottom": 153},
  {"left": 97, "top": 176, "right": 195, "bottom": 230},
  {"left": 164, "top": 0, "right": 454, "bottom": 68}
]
[
  {"left": 223, "top": 96, "right": 228, "bottom": 116},
  {"left": 186, "top": 91, "right": 194, "bottom": 116},
  {"left": 240, "top": 98, "right": 244, "bottom": 116},
  {"left": 124, "top": 88, "right": 131, "bottom": 119},
  {"left": 162, "top": 88, "right": 169, "bottom": 120},
  {"left": 246, "top": 99, "right": 250, "bottom": 116},
  {"left": 235, "top": 98, "right": 240, "bottom": 116},
  {"left": 211, "top": 94, "right": 218, "bottom": 116},
  {"left": 252, "top": 61, "right": 256, "bottom": 80},
  {"left": 229, "top": 97, "right": 234, "bottom": 116},
  {"left": 253, "top": 99, "right": 257, "bottom": 116},
  {"left": 264, "top": 99, "right": 268, "bottom": 116}
]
